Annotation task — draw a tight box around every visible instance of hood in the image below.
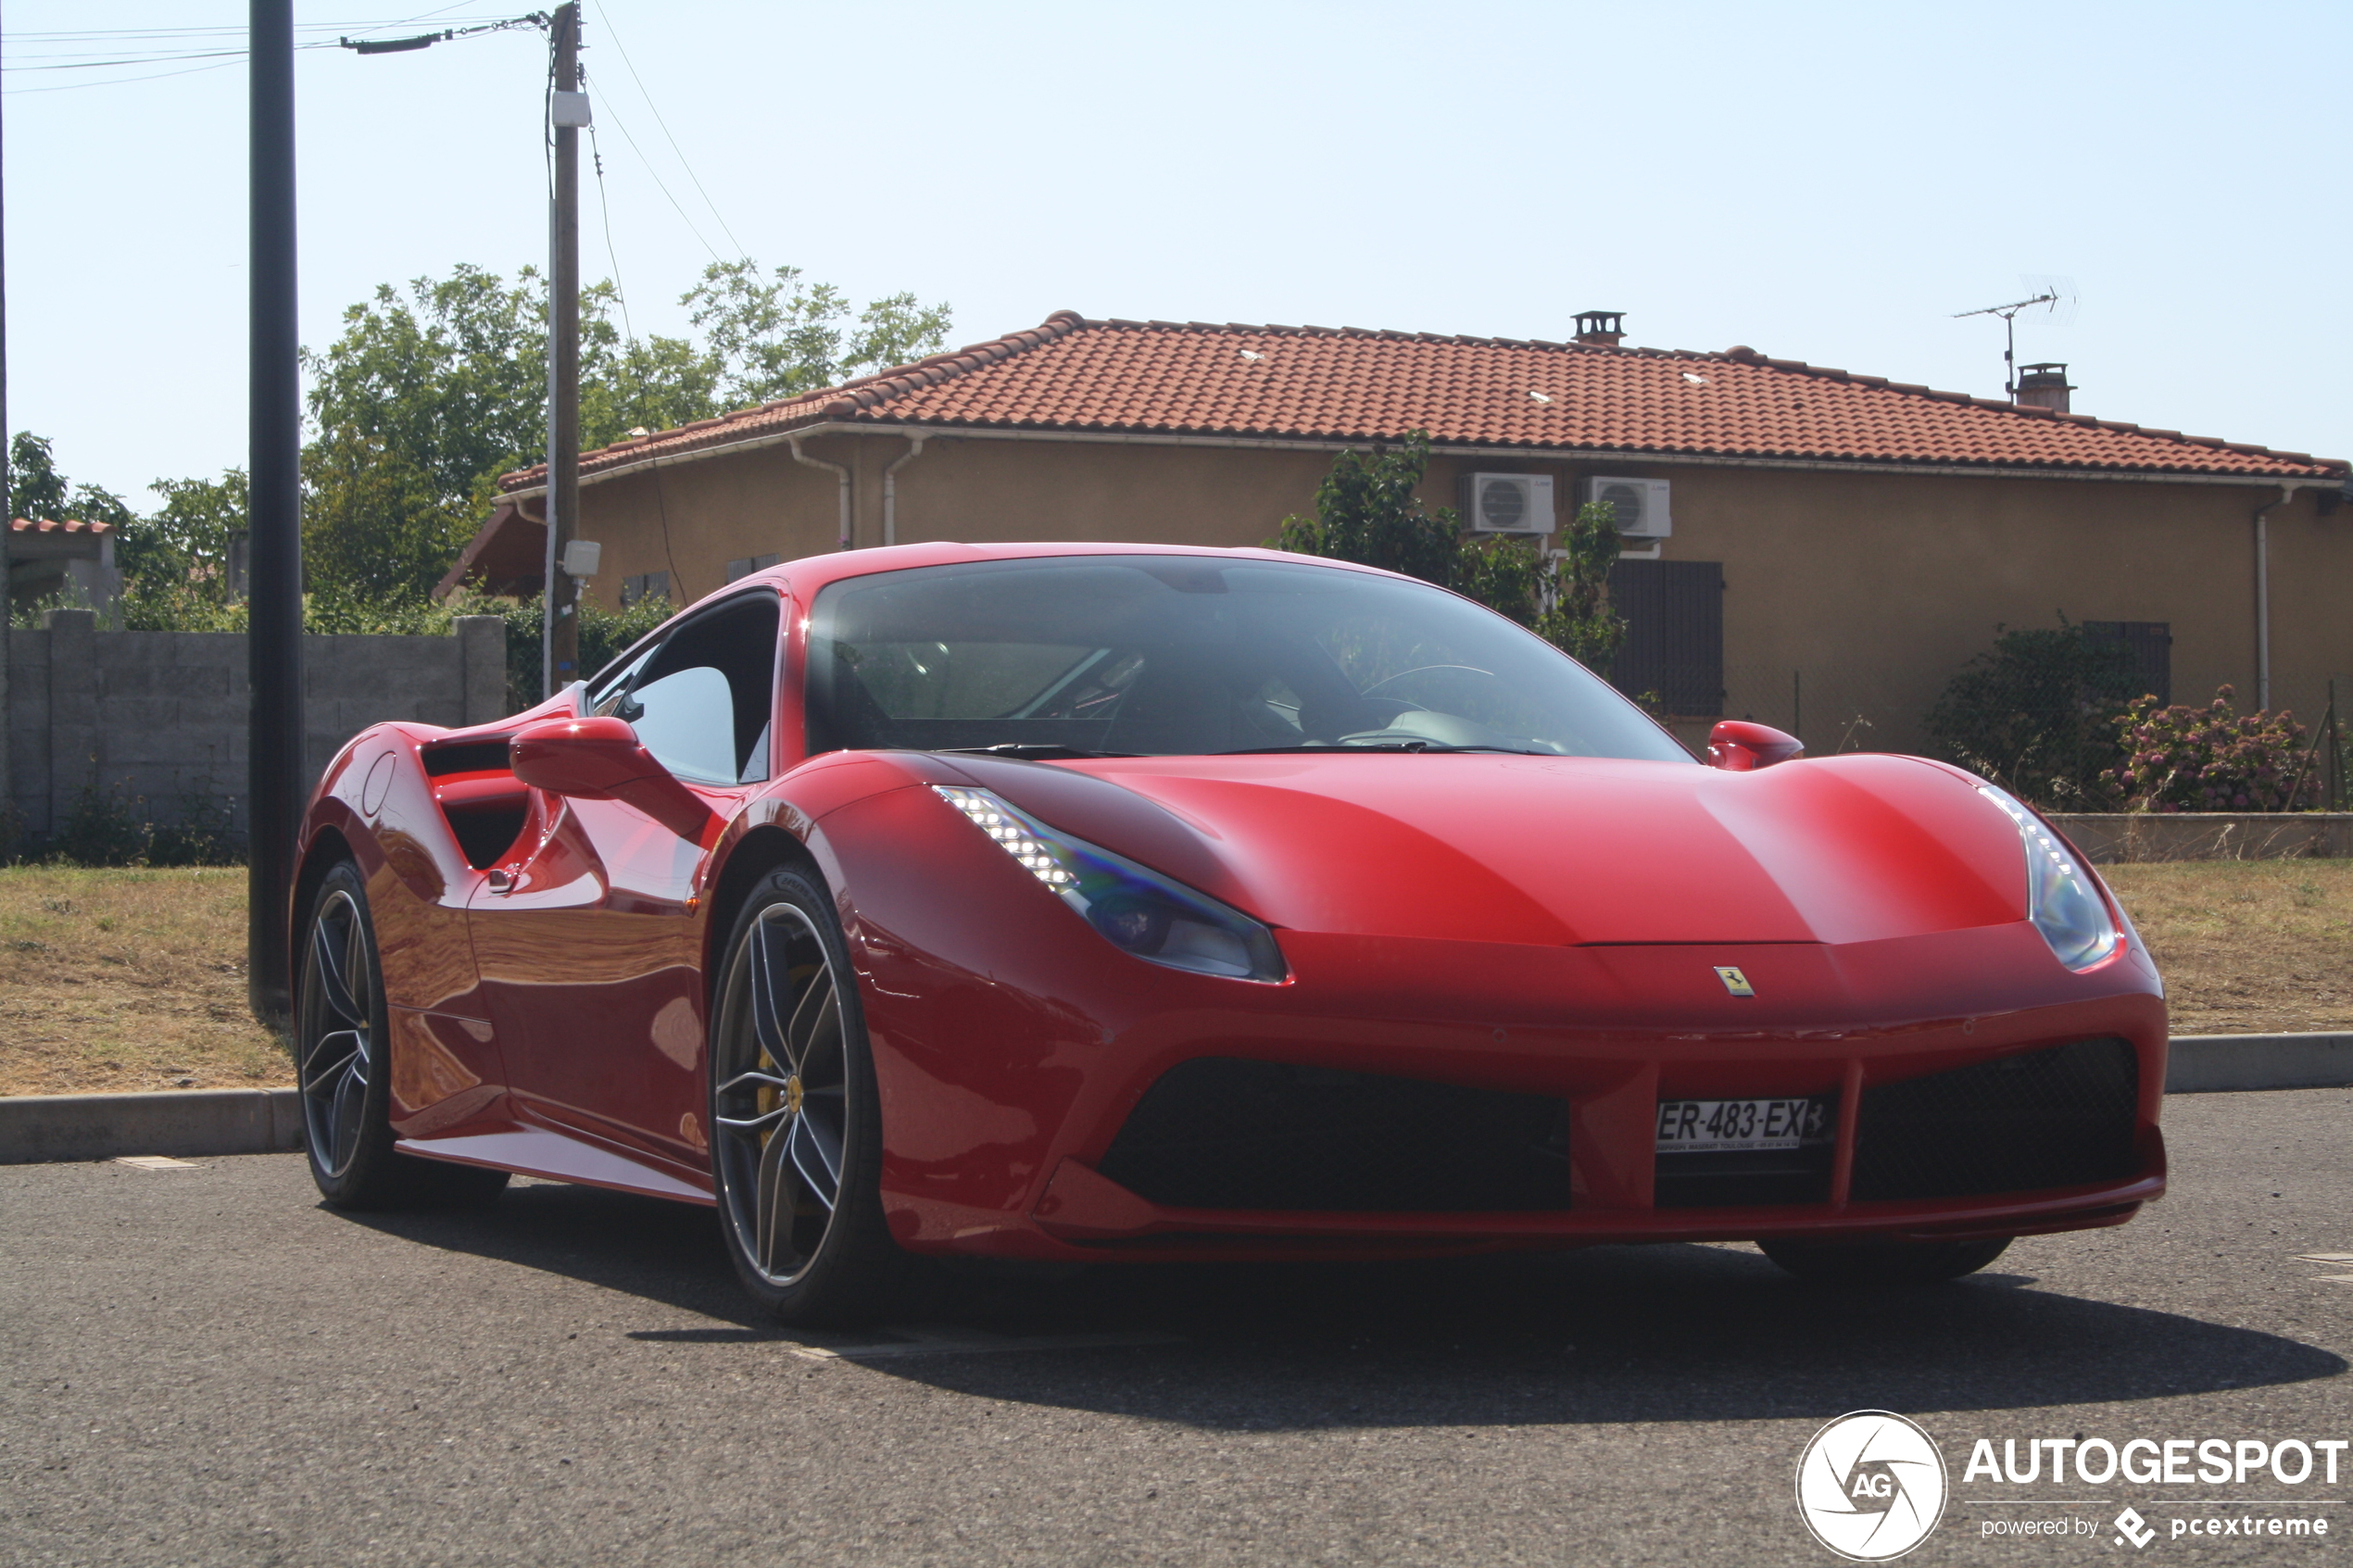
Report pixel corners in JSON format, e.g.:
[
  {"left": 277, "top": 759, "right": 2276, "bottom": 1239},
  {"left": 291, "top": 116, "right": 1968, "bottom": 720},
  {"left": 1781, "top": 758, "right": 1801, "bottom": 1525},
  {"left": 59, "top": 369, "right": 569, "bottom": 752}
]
[{"left": 945, "top": 751, "right": 2026, "bottom": 948}]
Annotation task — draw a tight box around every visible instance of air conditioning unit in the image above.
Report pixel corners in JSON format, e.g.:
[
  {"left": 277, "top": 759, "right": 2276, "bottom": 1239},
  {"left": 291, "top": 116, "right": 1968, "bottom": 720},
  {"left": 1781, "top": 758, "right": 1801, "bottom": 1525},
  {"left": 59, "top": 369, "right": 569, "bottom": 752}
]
[
  {"left": 1461, "top": 472, "right": 1555, "bottom": 534},
  {"left": 1582, "top": 475, "right": 1671, "bottom": 539}
]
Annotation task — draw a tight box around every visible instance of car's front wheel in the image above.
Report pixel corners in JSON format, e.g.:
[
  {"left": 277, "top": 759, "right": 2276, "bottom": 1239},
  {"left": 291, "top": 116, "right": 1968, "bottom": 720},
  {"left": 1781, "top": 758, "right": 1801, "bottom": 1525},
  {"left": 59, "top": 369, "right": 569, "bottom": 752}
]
[
  {"left": 296, "top": 860, "right": 509, "bottom": 1210},
  {"left": 1757, "top": 1236, "right": 2012, "bottom": 1286},
  {"left": 709, "top": 869, "right": 913, "bottom": 1325}
]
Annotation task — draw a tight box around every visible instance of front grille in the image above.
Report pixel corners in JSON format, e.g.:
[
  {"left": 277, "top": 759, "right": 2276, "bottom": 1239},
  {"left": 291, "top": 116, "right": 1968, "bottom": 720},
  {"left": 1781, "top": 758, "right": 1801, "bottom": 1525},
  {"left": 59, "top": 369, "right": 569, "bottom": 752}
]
[
  {"left": 1096, "top": 1058, "right": 1573, "bottom": 1212},
  {"left": 1850, "top": 1037, "right": 2139, "bottom": 1203}
]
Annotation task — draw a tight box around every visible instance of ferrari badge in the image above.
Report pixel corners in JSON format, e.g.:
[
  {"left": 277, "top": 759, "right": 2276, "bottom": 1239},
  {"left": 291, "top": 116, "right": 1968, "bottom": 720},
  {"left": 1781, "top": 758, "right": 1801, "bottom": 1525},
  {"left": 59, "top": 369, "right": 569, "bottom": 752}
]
[{"left": 1714, "top": 966, "right": 1755, "bottom": 997}]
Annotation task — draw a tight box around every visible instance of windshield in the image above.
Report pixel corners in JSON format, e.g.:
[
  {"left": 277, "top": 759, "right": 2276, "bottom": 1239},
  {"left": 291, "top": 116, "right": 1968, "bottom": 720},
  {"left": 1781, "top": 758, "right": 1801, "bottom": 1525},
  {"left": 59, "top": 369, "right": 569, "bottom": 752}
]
[{"left": 803, "top": 555, "right": 1692, "bottom": 762}]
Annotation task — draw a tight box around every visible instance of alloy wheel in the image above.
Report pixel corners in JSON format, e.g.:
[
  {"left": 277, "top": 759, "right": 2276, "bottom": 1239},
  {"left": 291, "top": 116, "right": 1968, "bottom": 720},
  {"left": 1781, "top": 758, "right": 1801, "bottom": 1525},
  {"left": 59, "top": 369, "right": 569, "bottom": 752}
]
[
  {"left": 713, "top": 905, "right": 849, "bottom": 1286},
  {"left": 299, "top": 888, "right": 375, "bottom": 1179}
]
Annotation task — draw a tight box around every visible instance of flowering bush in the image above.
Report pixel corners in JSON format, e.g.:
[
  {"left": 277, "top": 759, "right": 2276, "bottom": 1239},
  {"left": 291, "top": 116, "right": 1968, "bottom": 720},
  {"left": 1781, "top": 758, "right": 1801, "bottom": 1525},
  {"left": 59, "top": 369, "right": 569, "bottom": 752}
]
[{"left": 2104, "top": 685, "right": 2320, "bottom": 812}]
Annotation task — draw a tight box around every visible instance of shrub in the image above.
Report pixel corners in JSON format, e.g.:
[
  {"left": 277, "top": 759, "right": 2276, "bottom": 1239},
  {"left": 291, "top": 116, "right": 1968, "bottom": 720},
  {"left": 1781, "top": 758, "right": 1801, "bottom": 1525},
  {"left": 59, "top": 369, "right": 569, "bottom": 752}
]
[
  {"left": 2103, "top": 686, "right": 2321, "bottom": 813},
  {"left": 42, "top": 779, "right": 243, "bottom": 868},
  {"left": 1922, "top": 620, "right": 2144, "bottom": 806}
]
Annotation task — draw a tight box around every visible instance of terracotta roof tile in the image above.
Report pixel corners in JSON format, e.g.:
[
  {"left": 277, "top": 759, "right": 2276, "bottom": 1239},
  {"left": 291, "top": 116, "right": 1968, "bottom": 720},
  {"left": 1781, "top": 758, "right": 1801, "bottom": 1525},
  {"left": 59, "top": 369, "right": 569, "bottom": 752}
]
[
  {"left": 505, "top": 314, "right": 2347, "bottom": 487},
  {"left": 9, "top": 517, "right": 114, "bottom": 534}
]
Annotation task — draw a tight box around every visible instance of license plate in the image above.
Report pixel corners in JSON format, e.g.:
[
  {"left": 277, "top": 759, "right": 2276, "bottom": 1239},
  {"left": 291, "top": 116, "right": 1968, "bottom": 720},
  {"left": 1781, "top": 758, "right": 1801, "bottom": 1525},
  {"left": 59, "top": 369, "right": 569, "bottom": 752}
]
[{"left": 1655, "top": 1097, "right": 1829, "bottom": 1154}]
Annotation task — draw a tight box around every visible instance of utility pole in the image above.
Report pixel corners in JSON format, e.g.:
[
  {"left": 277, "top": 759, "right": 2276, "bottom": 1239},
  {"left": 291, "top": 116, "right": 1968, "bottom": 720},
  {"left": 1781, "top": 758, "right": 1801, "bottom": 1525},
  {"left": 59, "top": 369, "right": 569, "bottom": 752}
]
[
  {"left": 540, "top": 3, "right": 585, "bottom": 700},
  {"left": 1, "top": 0, "right": 12, "bottom": 832},
  {"left": 248, "top": 0, "right": 305, "bottom": 1029}
]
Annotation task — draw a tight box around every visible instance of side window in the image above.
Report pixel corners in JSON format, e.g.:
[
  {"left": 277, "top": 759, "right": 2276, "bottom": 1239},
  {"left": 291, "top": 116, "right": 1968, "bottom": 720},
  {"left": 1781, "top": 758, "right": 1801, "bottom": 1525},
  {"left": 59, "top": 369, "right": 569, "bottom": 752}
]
[{"left": 600, "top": 593, "right": 781, "bottom": 785}]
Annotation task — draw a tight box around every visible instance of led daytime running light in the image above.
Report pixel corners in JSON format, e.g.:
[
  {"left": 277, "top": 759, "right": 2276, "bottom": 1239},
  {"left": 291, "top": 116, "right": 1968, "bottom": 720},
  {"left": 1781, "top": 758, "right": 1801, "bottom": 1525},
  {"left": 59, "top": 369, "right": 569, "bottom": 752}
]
[{"left": 933, "top": 784, "right": 1286, "bottom": 983}]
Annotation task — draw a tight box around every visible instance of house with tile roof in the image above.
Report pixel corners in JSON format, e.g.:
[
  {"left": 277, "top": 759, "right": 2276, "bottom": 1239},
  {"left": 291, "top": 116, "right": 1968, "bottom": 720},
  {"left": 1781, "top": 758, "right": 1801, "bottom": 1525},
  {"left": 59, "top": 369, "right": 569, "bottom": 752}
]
[
  {"left": 455, "top": 311, "right": 2352, "bottom": 750},
  {"left": 7, "top": 516, "right": 120, "bottom": 618}
]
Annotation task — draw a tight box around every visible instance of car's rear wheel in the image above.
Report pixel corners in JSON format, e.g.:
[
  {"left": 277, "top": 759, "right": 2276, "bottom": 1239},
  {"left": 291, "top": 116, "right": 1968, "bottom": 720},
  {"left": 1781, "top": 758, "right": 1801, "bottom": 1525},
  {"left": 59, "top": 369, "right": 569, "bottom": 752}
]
[
  {"left": 297, "top": 861, "right": 509, "bottom": 1210},
  {"left": 1757, "top": 1235, "right": 2011, "bottom": 1286},
  {"left": 709, "top": 869, "right": 912, "bottom": 1325}
]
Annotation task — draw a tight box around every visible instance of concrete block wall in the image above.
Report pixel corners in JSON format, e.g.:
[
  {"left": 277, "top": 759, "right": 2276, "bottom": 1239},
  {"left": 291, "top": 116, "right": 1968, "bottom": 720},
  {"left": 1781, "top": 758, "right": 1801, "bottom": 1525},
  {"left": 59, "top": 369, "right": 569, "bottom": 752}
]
[{"left": 5, "top": 611, "right": 507, "bottom": 842}]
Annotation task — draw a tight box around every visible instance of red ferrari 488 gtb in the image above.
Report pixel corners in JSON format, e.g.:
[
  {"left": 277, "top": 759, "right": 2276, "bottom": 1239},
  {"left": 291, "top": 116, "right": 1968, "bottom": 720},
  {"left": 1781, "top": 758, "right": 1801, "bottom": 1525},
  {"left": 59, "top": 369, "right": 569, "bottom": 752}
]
[{"left": 293, "top": 543, "right": 2165, "bottom": 1322}]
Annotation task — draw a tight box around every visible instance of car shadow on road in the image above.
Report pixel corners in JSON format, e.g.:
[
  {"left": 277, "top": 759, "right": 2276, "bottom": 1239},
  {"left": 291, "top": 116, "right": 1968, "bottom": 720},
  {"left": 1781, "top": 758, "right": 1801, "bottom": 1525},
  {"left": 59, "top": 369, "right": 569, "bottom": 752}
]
[{"left": 340, "top": 1181, "right": 2347, "bottom": 1431}]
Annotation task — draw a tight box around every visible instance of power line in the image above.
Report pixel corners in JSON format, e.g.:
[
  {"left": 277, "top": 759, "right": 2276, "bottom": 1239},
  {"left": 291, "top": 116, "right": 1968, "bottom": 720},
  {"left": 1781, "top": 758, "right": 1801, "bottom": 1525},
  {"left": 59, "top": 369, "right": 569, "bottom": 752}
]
[
  {"left": 587, "top": 0, "right": 748, "bottom": 260},
  {"left": 580, "top": 70, "right": 724, "bottom": 264},
  {"left": 5, "top": 58, "right": 245, "bottom": 94},
  {"left": 0, "top": 6, "right": 535, "bottom": 92}
]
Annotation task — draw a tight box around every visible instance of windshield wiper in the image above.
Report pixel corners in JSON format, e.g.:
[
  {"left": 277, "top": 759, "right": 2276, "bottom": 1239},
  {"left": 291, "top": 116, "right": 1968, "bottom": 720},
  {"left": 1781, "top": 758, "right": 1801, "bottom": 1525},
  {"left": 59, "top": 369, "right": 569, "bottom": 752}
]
[{"left": 937, "top": 744, "right": 1142, "bottom": 761}]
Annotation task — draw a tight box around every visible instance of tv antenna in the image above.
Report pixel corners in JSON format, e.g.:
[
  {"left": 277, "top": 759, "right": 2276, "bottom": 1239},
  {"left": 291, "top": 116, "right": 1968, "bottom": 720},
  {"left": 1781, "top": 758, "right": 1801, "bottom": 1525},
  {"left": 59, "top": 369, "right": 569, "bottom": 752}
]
[{"left": 1954, "top": 276, "right": 2078, "bottom": 399}]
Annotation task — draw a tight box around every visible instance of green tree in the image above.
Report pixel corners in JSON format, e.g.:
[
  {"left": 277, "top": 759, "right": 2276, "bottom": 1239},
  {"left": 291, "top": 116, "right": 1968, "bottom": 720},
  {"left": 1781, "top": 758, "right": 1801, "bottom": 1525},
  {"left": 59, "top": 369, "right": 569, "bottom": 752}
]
[
  {"left": 7, "top": 433, "right": 136, "bottom": 530},
  {"left": 117, "top": 469, "right": 249, "bottom": 632},
  {"left": 1533, "top": 500, "right": 1627, "bottom": 671},
  {"left": 1276, "top": 432, "right": 1461, "bottom": 586},
  {"left": 301, "top": 266, "right": 551, "bottom": 602},
  {"left": 684, "top": 259, "right": 954, "bottom": 408},
  {"left": 299, "top": 258, "right": 948, "bottom": 608},
  {"left": 1277, "top": 433, "right": 1629, "bottom": 672}
]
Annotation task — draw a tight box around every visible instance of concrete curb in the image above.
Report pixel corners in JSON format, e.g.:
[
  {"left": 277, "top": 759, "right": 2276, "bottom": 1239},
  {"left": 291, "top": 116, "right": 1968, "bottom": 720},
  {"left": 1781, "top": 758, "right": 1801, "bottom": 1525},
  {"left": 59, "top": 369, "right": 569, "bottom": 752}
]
[
  {"left": 0, "top": 1088, "right": 302, "bottom": 1165},
  {"left": 2165, "top": 1034, "right": 2353, "bottom": 1094},
  {"left": 3, "top": 1035, "right": 2349, "bottom": 1164}
]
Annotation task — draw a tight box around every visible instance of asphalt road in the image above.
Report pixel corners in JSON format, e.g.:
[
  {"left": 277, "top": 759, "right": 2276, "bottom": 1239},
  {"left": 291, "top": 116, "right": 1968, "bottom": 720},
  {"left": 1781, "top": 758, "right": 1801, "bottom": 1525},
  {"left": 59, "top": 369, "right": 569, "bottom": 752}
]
[{"left": 3, "top": 1088, "right": 2348, "bottom": 1567}]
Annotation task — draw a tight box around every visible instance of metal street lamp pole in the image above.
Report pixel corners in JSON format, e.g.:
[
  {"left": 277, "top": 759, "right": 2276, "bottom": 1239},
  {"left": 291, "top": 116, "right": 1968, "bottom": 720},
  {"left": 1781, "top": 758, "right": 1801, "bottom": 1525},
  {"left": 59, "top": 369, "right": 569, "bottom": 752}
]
[
  {"left": 540, "top": 4, "right": 585, "bottom": 701},
  {"left": 248, "top": 0, "right": 305, "bottom": 1029}
]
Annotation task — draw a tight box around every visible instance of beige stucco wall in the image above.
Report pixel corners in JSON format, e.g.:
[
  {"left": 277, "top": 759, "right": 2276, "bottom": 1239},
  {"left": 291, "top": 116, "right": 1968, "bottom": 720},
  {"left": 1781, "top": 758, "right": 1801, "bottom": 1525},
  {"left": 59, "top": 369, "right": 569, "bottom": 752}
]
[{"left": 563, "top": 432, "right": 2350, "bottom": 755}]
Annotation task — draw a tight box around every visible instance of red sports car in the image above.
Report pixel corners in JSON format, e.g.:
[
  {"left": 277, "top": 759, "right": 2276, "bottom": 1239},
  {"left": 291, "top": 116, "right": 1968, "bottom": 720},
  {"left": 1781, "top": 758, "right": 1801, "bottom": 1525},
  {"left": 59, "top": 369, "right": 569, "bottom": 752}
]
[{"left": 293, "top": 543, "right": 2166, "bottom": 1322}]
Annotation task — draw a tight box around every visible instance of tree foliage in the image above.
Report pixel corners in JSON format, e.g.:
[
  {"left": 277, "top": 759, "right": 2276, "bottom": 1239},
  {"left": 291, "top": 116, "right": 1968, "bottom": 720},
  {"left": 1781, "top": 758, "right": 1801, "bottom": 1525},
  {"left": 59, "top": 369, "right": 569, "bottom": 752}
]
[
  {"left": 1276, "top": 433, "right": 1628, "bottom": 671},
  {"left": 1923, "top": 619, "right": 2145, "bottom": 805},
  {"left": 7, "top": 433, "right": 135, "bottom": 530},
  {"left": 298, "top": 257, "right": 950, "bottom": 606},
  {"left": 685, "top": 261, "right": 954, "bottom": 408}
]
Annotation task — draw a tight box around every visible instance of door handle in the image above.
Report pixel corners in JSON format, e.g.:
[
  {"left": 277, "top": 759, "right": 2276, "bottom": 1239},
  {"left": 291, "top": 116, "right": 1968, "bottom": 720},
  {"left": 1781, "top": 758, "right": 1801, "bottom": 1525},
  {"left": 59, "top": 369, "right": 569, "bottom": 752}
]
[{"left": 485, "top": 868, "right": 515, "bottom": 894}]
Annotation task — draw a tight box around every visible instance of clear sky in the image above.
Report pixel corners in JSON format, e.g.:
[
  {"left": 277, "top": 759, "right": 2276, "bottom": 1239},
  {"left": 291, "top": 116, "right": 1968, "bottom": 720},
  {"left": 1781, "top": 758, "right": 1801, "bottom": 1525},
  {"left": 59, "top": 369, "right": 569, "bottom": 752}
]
[{"left": 6, "top": 1, "right": 2348, "bottom": 505}]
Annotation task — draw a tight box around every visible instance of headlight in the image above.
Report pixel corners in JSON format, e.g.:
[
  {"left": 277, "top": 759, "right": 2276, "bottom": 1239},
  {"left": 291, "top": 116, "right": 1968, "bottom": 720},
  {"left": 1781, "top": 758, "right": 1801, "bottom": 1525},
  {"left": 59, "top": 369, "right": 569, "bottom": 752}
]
[
  {"left": 1978, "top": 785, "right": 2120, "bottom": 972},
  {"left": 934, "top": 786, "right": 1287, "bottom": 983}
]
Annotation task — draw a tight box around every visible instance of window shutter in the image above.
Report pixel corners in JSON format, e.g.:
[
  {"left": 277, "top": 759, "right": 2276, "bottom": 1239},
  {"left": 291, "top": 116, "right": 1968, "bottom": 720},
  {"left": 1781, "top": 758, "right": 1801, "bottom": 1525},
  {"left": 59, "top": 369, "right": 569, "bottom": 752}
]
[
  {"left": 1606, "top": 560, "right": 1724, "bottom": 717},
  {"left": 2082, "top": 621, "right": 2171, "bottom": 705}
]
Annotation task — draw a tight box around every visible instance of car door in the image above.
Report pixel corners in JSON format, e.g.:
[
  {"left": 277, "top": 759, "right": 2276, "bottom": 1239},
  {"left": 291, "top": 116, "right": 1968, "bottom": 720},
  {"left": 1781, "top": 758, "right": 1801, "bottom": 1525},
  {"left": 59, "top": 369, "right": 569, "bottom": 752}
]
[{"left": 468, "top": 590, "right": 783, "bottom": 1171}]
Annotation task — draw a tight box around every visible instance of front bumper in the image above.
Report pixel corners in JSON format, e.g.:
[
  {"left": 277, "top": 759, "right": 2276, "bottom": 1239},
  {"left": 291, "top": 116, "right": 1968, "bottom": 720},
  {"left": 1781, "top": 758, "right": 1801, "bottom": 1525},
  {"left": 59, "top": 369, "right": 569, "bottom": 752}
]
[{"left": 852, "top": 897, "right": 2169, "bottom": 1262}]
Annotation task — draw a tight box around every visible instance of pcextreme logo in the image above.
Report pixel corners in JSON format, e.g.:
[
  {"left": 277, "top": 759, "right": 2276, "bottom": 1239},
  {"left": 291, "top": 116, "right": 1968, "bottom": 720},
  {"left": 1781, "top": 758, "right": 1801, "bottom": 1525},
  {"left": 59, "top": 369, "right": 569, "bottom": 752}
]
[{"left": 1795, "top": 1411, "right": 1949, "bottom": 1562}]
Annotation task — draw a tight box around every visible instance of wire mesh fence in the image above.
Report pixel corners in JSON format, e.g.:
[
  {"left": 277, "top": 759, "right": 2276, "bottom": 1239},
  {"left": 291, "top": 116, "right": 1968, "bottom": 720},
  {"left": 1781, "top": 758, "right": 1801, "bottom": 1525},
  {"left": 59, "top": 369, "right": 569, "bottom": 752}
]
[{"left": 1643, "top": 663, "right": 2348, "bottom": 813}]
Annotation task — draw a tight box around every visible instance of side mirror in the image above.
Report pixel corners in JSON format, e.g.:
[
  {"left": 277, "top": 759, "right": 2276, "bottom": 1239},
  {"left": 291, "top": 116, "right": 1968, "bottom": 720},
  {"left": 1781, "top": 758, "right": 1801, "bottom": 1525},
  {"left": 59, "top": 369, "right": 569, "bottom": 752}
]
[
  {"left": 1707, "top": 720, "right": 1805, "bottom": 771},
  {"left": 509, "top": 716, "right": 719, "bottom": 842}
]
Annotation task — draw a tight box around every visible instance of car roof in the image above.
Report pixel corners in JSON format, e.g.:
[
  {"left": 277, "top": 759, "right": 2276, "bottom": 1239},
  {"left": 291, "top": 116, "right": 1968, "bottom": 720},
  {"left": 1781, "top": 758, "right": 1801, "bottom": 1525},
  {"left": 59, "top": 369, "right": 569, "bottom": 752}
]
[{"left": 745, "top": 541, "right": 1418, "bottom": 602}]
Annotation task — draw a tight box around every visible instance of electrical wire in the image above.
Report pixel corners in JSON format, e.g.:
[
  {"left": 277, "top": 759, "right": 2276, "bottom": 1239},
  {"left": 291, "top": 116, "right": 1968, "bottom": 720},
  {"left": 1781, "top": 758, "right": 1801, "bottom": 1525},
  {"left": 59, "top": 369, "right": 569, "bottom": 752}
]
[
  {"left": 1, "top": 7, "right": 540, "bottom": 94},
  {"left": 586, "top": 0, "right": 748, "bottom": 260},
  {"left": 586, "top": 119, "right": 692, "bottom": 605},
  {"left": 579, "top": 69, "right": 724, "bottom": 264}
]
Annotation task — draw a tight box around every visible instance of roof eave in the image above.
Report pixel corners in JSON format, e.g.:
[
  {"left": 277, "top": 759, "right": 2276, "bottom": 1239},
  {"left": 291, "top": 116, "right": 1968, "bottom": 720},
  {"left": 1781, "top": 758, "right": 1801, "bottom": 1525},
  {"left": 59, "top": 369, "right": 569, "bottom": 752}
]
[{"left": 492, "top": 417, "right": 2345, "bottom": 500}]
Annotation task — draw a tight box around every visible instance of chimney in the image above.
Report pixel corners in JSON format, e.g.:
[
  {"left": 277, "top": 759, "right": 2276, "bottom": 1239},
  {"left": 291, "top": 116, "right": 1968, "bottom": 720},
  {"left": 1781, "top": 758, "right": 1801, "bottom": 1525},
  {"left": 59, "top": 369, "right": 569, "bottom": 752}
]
[
  {"left": 1574, "top": 310, "right": 1625, "bottom": 347},
  {"left": 2016, "top": 361, "right": 2074, "bottom": 413}
]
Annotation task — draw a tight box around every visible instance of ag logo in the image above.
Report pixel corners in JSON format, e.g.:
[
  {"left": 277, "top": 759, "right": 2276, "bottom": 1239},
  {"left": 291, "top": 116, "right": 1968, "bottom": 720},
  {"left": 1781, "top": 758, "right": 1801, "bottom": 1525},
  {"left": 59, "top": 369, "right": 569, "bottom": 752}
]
[{"left": 1794, "top": 1410, "right": 1947, "bottom": 1561}]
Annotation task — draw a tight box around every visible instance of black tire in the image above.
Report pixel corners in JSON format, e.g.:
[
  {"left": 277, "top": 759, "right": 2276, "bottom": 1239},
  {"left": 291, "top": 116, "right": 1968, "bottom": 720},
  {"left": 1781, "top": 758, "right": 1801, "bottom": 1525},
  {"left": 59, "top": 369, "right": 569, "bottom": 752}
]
[
  {"left": 708, "top": 868, "right": 916, "bottom": 1325},
  {"left": 1758, "top": 1236, "right": 2012, "bottom": 1286},
  {"left": 296, "top": 861, "right": 510, "bottom": 1210}
]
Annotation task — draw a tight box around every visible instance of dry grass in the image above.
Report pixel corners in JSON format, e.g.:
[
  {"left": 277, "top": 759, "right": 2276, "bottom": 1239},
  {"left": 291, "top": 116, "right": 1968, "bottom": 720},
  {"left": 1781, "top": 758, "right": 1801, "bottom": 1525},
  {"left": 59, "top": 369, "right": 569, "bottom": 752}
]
[
  {"left": 2102, "top": 860, "right": 2353, "bottom": 1035},
  {"left": 0, "top": 866, "right": 292, "bottom": 1098},
  {"left": 0, "top": 859, "right": 2345, "bottom": 1098}
]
